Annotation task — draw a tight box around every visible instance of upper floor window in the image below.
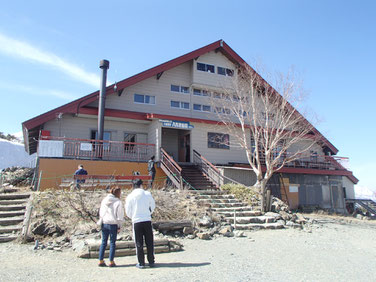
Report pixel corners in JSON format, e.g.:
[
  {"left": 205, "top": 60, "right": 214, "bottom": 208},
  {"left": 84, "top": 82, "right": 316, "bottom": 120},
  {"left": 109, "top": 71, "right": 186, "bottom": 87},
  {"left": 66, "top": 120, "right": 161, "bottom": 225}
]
[
  {"left": 171, "top": 100, "right": 190, "bottom": 110},
  {"left": 197, "top": 62, "right": 215, "bottom": 73},
  {"left": 171, "top": 84, "right": 189, "bottom": 94},
  {"left": 134, "top": 94, "right": 155, "bottom": 105},
  {"left": 193, "top": 89, "right": 210, "bottom": 97},
  {"left": 218, "top": 66, "right": 234, "bottom": 76},
  {"left": 193, "top": 104, "right": 211, "bottom": 112}
]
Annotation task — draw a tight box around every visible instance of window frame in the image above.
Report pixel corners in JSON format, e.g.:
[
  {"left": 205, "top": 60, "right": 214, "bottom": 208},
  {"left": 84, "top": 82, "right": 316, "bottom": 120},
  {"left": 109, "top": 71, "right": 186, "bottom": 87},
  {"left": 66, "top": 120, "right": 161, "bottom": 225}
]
[
  {"left": 171, "top": 100, "right": 190, "bottom": 110},
  {"left": 134, "top": 94, "right": 156, "bottom": 105}
]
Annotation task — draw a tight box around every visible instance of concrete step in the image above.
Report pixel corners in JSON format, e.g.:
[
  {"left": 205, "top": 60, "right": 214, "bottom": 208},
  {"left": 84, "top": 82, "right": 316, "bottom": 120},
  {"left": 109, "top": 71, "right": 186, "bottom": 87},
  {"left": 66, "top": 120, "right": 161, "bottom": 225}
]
[
  {"left": 190, "top": 190, "right": 228, "bottom": 195},
  {"left": 226, "top": 216, "right": 276, "bottom": 224},
  {"left": 0, "top": 199, "right": 29, "bottom": 205},
  {"left": 210, "top": 202, "right": 248, "bottom": 208},
  {"left": 232, "top": 222, "right": 284, "bottom": 230},
  {"left": 0, "top": 225, "right": 22, "bottom": 234},
  {"left": 195, "top": 194, "right": 235, "bottom": 200},
  {"left": 0, "top": 217, "right": 24, "bottom": 226},
  {"left": 217, "top": 210, "right": 262, "bottom": 217},
  {"left": 197, "top": 198, "right": 239, "bottom": 204},
  {"left": 0, "top": 211, "right": 26, "bottom": 218},
  {"left": 0, "top": 193, "right": 30, "bottom": 200},
  {"left": 0, "top": 235, "right": 18, "bottom": 243},
  {"left": 211, "top": 207, "right": 255, "bottom": 212},
  {"left": 0, "top": 205, "right": 26, "bottom": 212}
]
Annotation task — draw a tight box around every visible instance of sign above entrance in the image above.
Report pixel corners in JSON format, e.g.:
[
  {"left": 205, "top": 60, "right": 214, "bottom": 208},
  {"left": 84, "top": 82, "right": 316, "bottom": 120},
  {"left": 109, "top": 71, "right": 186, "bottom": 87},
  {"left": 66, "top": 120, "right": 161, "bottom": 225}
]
[{"left": 159, "top": 119, "right": 194, "bottom": 129}]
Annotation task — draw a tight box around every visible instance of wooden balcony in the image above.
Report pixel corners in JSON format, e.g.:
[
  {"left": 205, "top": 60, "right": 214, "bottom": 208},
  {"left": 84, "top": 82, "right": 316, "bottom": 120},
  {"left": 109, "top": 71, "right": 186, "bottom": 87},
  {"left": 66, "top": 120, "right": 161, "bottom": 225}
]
[{"left": 38, "top": 136, "right": 155, "bottom": 162}]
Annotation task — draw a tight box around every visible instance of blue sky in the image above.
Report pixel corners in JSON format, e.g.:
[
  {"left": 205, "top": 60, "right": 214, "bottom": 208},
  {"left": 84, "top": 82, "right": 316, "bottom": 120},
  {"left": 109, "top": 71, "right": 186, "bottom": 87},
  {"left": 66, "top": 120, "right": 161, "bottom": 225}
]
[{"left": 0, "top": 0, "right": 375, "bottom": 192}]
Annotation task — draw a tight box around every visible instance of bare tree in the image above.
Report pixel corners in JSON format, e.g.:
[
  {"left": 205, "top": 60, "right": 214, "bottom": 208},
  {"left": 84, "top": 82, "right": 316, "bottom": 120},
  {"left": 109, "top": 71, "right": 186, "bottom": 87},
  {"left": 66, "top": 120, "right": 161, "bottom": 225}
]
[{"left": 210, "top": 64, "right": 320, "bottom": 211}]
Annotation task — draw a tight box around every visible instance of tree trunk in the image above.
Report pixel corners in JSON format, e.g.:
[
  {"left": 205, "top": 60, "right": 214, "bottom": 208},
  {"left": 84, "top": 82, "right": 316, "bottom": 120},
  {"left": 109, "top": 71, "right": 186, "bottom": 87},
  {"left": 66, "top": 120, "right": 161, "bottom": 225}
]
[{"left": 260, "top": 180, "right": 267, "bottom": 212}]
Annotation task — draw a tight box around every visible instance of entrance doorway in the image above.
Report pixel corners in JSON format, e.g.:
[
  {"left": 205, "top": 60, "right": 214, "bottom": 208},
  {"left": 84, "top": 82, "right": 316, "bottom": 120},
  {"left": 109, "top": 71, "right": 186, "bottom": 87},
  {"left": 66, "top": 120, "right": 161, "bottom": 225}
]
[{"left": 161, "top": 128, "right": 191, "bottom": 162}]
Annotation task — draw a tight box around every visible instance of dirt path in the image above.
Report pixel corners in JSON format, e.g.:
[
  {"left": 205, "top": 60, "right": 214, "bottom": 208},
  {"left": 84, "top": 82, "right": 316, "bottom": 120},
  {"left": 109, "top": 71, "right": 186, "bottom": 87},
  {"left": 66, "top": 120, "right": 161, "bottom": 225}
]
[{"left": 1, "top": 216, "right": 375, "bottom": 281}]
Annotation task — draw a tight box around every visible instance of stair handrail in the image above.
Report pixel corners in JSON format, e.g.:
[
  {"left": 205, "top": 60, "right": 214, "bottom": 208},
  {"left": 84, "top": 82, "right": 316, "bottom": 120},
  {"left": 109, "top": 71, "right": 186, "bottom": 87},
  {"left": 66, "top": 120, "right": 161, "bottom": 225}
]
[
  {"left": 160, "top": 148, "right": 183, "bottom": 189},
  {"left": 193, "top": 149, "right": 242, "bottom": 188},
  {"left": 347, "top": 198, "right": 376, "bottom": 216}
]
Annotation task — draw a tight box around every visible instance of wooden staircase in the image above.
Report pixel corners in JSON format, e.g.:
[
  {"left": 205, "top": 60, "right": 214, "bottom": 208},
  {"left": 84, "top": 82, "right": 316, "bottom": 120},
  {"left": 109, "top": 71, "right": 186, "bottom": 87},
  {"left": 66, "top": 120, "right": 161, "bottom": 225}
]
[{"left": 0, "top": 192, "right": 31, "bottom": 243}]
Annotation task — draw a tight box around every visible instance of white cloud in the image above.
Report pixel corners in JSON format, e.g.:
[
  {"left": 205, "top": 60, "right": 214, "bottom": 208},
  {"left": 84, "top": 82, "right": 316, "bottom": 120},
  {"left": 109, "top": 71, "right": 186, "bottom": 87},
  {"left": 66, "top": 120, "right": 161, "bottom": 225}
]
[
  {"left": 0, "top": 32, "right": 101, "bottom": 87},
  {"left": 0, "top": 81, "right": 78, "bottom": 100}
]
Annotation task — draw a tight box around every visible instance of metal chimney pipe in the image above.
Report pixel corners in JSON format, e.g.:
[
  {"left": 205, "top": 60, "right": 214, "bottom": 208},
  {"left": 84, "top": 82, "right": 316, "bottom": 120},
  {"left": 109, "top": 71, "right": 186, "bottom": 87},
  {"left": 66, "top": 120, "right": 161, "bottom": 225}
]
[{"left": 98, "top": 59, "right": 109, "bottom": 141}]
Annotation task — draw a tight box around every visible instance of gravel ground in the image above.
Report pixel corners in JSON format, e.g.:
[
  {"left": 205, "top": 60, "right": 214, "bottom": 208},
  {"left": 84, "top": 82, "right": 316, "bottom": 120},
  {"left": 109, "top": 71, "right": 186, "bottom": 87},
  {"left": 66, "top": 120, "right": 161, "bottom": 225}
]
[{"left": 0, "top": 215, "right": 375, "bottom": 282}]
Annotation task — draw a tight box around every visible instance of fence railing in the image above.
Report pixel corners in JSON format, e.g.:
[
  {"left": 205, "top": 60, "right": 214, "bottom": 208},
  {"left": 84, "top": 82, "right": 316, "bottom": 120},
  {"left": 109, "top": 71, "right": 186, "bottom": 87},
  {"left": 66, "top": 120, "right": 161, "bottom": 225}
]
[
  {"left": 39, "top": 136, "right": 155, "bottom": 162},
  {"left": 160, "top": 148, "right": 183, "bottom": 189}
]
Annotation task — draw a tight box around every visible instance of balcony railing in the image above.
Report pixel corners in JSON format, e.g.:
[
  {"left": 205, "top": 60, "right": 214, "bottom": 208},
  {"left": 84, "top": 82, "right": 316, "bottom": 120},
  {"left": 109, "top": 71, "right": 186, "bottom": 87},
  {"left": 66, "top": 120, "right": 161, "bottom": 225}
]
[
  {"left": 256, "top": 152, "right": 350, "bottom": 171},
  {"left": 39, "top": 136, "right": 155, "bottom": 162}
]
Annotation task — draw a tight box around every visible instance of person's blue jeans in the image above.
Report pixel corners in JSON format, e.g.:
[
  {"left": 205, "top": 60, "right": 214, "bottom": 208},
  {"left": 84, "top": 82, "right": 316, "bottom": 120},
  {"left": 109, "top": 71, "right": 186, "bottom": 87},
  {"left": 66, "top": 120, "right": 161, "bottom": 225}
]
[{"left": 99, "top": 224, "right": 118, "bottom": 261}]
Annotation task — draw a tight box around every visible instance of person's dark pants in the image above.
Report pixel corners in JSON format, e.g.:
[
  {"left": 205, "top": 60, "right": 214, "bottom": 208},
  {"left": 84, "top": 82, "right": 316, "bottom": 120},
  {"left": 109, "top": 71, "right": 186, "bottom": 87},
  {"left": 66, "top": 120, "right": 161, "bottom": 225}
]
[
  {"left": 148, "top": 171, "right": 156, "bottom": 188},
  {"left": 133, "top": 221, "right": 154, "bottom": 265},
  {"left": 99, "top": 224, "right": 118, "bottom": 261}
]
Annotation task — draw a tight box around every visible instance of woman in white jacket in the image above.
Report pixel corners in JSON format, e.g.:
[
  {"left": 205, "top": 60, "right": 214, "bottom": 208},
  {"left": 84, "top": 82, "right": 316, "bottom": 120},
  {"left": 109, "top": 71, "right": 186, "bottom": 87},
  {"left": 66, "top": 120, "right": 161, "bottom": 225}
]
[{"left": 98, "top": 187, "right": 124, "bottom": 267}]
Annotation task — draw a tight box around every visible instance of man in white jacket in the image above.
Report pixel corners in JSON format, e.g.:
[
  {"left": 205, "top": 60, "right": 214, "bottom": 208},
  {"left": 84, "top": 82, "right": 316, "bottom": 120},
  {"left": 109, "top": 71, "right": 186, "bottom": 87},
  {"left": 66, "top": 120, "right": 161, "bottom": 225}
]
[{"left": 125, "top": 179, "right": 155, "bottom": 269}]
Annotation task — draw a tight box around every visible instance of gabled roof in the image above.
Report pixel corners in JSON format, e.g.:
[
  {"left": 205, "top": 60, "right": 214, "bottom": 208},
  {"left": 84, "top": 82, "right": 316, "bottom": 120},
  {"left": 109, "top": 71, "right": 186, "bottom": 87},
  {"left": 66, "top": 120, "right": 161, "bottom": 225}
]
[{"left": 22, "top": 39, "right": 338, "bottom": 155}]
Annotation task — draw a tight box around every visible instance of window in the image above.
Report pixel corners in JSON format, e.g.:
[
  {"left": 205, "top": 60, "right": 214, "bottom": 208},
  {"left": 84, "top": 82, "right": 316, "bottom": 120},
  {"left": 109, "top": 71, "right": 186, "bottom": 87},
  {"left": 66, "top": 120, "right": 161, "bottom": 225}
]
[
  {"left": 171, "top": 85, "right": 189, "bottom": 94},
  {"left": 203, "top": 105, "right": 211, "bottom": 112},
  {"left": 171, "top": 100, "right": 190, "bottom": 109},
  {"left": 214, "top": 107, "right": 230, "bottom": 114},
  {"left": 134, "top": 94, "right": 155, "bottom": 104},
  {"left": 193, "top": 104, "right": 211, "bottom": 112},
  {"left": 193, "top": 88, "right": 201, "bottom": 96},
  {"left": 193, "top": 104, "right": 202, "bottom": 111},
  {"left": 217, "top": 66, "right": 234, "bottom": 76},
  {"left": 124, "top": 133, "right": 136, "bottom": 152},
  {"left": 197, "top": 62, "right": 215, "bottom": 73},
  {"left": 208, "top": 132, "right": 230, "bottom": 149},
  {"left": 213, "top": 92, "right": 221, "bottom": 99},
  {"left": 91, "top": 130, "right": 111, "bottom": 150}
]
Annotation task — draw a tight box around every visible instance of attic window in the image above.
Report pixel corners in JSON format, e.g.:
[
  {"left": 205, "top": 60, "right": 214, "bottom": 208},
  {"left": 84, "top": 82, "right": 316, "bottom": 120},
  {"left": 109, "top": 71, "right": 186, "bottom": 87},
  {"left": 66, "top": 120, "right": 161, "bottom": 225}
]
[
  {"left": 197, "top": 62, "right": 215, "bottom": 73},
  {"left": 218, "top": 66, "right": 234, "bottom": 77}
]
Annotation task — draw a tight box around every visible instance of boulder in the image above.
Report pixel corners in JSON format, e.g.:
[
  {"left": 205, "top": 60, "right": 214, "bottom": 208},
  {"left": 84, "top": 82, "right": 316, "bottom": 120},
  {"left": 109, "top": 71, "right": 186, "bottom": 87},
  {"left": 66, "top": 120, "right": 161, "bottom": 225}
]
[
  {"left": 197, "top": 232, "right": 211, "bottom": 240},
  {"left": 31, "top": 220, "right": 64, "bottom": 237},
  {"left": 199, "top": 216, "right": 212, "bottom": 227}
]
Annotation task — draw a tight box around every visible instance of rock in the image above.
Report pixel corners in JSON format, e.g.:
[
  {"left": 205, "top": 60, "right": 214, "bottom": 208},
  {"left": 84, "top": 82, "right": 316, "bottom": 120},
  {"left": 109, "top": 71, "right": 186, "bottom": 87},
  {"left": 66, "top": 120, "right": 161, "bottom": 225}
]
[
  {"left": 265, "top": 212, "right": 281, "bottom": 220},
  {"left": 286, "top": 221, "right": 301, "bottom": 229},
  {"left": 31, "top": 220, "right": 64, "bottom": 237},
  {"left": 279, "top": 211, "right": 291, "bottom": 221},
  {"left": 296, "top": 213, "right": 307, "bottom": 224},
  {"left": 187, "top": 234, "right": 196, "bottom": 239},
  {"left": 197, "top": 232, "right": 211, "bottom": 240},
  {"left": 234, "top": 230, "right": 246, "bottom": 237},
  {"left": 199, "top": 216, "right": 212, "bottom": 227},
  {"left": 356, "top": 214, "right": 363, "bottom": 220},
  {"left": 183, "top": 226, "right": 194, "bottom": 235},
  {"left": 219, "top": 226, "right": 232, "bottom": 235}
]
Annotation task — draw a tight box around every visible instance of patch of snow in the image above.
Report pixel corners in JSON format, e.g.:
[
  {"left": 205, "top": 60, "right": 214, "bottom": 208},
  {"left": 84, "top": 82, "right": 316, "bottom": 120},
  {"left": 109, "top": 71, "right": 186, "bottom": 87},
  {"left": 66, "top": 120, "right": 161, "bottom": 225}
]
[{"left": 0, "top": 138, "right": 36, "bottom": 170}]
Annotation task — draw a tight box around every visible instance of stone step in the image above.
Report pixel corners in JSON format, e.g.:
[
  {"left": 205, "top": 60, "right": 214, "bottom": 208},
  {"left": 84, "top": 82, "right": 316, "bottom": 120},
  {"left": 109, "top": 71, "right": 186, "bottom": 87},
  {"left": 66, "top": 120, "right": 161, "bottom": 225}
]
[
  {"left": 0, "top": 225, "right": 22, "bottom": 234},
  {"left": 210, "top": 202, "right": 248, "bottom": 208},
  {"left": 197, "top": 198, "right": 239, "bottom": 204},
  {"left": 0, "top": 217, "right": 24, "bottom": 226},
  {"left": 190, "top": 190, "right": 228, "bottom": 195},
  {"left": 217, "top": 210, "right": 262, "bottom": 217},
  {"left": 0, "top": 205, "right": 27, "bottom": 212},
  {"left": 226, "top": 216, "right": 276, "bottom": 224},
  {"left": 0, "top": 211, "right": 26, "bottom": 218},
  {"left": 232, "top": 222, "right": 284, "bottom": 230},
  {"left": 0, "top": 199, "right": 29, "bottom": 205},
  {"left": 0, "top": 235, "right": 18, "bottom": 243},
  {"left": 195, "top": 194, "right": 235, "bottom": 200},
  {"left": 211, "top": 207, "right": 255, "bottom": 212},
  {"left": 0, "top": 193, "right": 30, "bottom": 200}
]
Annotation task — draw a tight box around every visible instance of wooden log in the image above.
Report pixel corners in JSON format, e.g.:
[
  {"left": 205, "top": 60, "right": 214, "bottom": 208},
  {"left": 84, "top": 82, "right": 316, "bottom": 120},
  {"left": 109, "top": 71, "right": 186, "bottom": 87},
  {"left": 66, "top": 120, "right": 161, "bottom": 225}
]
[
  {"left": 79, "top": 245, "right": 170, "bottom": 259},
  {"left": 152, "top": 220, "right": 192, "bottom": 232},
  {"left": 88, "top": 239, "right": 169, "bottom": 252}
]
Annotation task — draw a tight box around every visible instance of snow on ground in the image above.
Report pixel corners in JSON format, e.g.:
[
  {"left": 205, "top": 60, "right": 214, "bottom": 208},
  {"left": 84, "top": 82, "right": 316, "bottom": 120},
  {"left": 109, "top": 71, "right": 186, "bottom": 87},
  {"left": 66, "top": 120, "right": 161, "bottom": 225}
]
[{"left": 0, "top": 138, "right": 36, "bottom": 170}]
